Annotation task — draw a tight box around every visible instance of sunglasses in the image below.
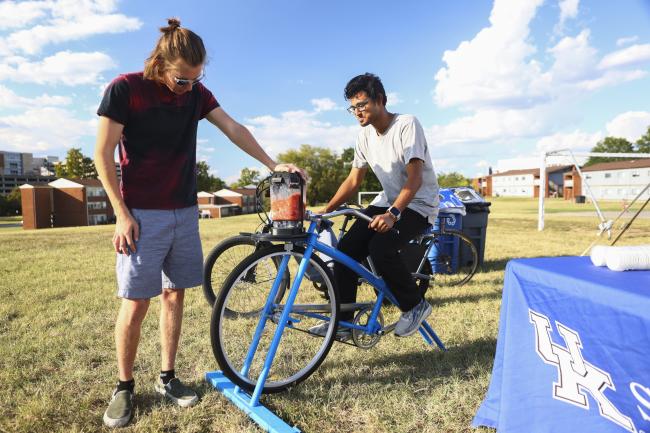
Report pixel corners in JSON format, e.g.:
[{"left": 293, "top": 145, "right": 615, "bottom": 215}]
[{"left": 173, "top": 72, "right": 205, "bottom": 87}]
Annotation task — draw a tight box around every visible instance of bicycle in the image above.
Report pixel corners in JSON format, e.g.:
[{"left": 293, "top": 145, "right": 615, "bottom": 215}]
[
  {"left": 209, "top": 207, "right": 447, "bottom": 395},
  {"left": 202, "top": 201, "right": 479, "bottom": 307}
]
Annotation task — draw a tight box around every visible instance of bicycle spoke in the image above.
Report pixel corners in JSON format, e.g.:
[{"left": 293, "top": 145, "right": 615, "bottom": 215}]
[{"left": 212, "top": 246, "right": 338, "bottom": 393}]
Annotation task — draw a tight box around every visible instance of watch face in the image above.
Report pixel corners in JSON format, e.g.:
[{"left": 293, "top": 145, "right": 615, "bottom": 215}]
[{"left": 389, "top": 207, "right": 400, "bottom": 219}]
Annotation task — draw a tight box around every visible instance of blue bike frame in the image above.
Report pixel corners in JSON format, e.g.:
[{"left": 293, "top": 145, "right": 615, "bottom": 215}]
[{"left": 206, "top": 215, "right": 447, "bottom": 433}]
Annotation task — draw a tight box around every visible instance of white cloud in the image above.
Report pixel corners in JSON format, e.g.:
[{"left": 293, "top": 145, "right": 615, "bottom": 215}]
[
  {"left": 558, "top": 0, "right": 579, "bottom": 28},
  {"left": 225, "top": 165, "right": 270, "bottom": 185},
  {"left": 310, "top": 98, "right": 337, "bottom": 112},
  {"left": 578, "top": 69, "right": 647, "bottom": 91},
  {"left": 535, "top": 130, "right": 603, "bottom": 153},
  {"left": 475, "top": 160, "right": 491, "bottom": 168},
  {"left": 0, "top": 1, "right": 48, "bottom": 30},
  {"left": 0, "top": 84, "right": 71, "bottom": 108},
  {"left": 0, "top": 51, "right": 116, "bottom": 85},
  {"left": 434, "top": 0, "right": 546, "bottom": 109},
  {"left": 0, "top": 107, "right": 95, "bottom": 152},
  {"left": 616, "top": 36, "right": 639, "bottom": 47},
  {"left": 386, "top": 92, "right": 402, "bottom": 106},
  {"left": 0, "top": 0, "right": 142, "bottom": 56},
  {"left": 432, "top": 159, "right": 456, "bottom": 173},
  {"left": 426, "top": 104, "right": 559, "bottom": 147},
  {"left": 244, "top": 108, "right": 358, "bottom": 157},
  {"left": 598, "top": 44, "right": 650, "bottom": 70},
  {"left": 547, "top": 30, "right": 597, "bottom": 82},
  {"left": 605, "top": 111, "right": 650, "bottom": 142},
  {"left": 429, "top": 0, "right": 648, "bottom": 155}
]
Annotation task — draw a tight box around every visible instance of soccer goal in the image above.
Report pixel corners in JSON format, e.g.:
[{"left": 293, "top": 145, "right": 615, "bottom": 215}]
[{"left": 358, "top": 191, "right": 382, "bottom": 206}]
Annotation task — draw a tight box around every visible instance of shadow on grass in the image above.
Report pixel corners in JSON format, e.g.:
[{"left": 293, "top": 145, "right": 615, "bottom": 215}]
[
  {"left": 131, "top": 379, "right": 215, "bottom": 418},
  {"left": 314, "top": 336, "right": 497, "bottom": 390},
  {"left": 428, "top": 290, "right": 502, "bottom": 307},
  {"left": 478, "top": 258, "right": 511, "bottom": 272}
]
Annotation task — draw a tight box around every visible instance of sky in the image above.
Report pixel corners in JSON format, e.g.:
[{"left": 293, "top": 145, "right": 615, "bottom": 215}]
[{"left": 1, "top": 0, "right": 649, "bottom": 183}]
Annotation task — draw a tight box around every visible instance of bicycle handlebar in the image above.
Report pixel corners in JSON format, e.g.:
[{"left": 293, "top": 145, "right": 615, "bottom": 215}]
[{"left": 306, "top": 208, "right": 399, "bottom": 235}]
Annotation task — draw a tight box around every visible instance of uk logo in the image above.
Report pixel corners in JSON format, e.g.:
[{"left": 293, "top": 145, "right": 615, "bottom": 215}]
[{"left": 529, "top": 309, "right": 636, "bottom": 432}]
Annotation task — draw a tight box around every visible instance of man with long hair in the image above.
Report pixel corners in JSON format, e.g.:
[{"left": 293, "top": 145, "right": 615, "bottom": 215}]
[{"left": 95, "top": 18, "right": 303, "bottom": 428}]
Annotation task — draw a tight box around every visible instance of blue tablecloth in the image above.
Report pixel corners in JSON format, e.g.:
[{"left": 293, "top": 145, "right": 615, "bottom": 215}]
[{"left": 473, "top": 256, "right": 650, "bottom": 433}]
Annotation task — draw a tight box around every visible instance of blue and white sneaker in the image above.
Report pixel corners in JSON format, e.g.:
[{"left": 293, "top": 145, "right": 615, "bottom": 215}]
[{"left": 394, "top": 299, "right": 432, "bottom": 337}]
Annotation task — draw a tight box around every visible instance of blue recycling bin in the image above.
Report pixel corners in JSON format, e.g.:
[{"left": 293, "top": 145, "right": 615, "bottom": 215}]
[
  {"left": 428, "top": 189, "right": 466, "bottom": 274},
  {"left": 451, "top": 187, "right": 490, "bottom": 267}
]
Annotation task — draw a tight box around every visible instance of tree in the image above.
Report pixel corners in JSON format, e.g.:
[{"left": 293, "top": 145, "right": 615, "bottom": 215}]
[
  {"left": 636, "top": 126, "right": 650, "bottom": 154},
  {"left": 231, "top": 167, "right": 261, "bottom": 189},
  {"left": 55, "top": 148, "right": 97, "bottom": 179},
  {"left": 0, "top": 188, "right": 22, "bottom": 216},
  {"left": 437, "top": 172, "right": 470, "bottom": 188},
  {"left": 340, "top": 147, "right": 382, "bottom": 193},
  {"left": 196, "top": 161, "right": 226, "bottom": 192},
  {"left": 584, "top": 137, "right": 634, "bottom": 166},
  {"left": 277, "top": 144, "right": 348, "bottom": 205}
]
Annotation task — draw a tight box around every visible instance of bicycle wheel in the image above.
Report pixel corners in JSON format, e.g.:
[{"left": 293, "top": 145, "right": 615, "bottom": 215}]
[
  {"left": 211, "top": 244, "right": 339, "bottom": 393},
  {"left": 202, "top": 235, "right": 278, "bottom": 307},
  {"left": 427, "top": 230, "right": 478, "bottom": 287}
]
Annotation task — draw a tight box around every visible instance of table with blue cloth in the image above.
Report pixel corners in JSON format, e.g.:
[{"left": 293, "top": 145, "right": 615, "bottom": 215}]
[{"left": 473, "top": 256, "right": 650, "bottom": 433}]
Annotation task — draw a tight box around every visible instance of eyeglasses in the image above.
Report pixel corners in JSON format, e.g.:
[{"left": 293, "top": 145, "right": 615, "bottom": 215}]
[
  {"left": 346, "top": 99, "right": 370, "bottom": 114},
  {"left": 173, "top": 72, "right": 205, "bottom": 87}
]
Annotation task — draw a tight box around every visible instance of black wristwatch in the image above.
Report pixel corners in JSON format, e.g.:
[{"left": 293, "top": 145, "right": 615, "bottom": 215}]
[{"left": 387, "top": 206, "right": 401, "bottom": 222}]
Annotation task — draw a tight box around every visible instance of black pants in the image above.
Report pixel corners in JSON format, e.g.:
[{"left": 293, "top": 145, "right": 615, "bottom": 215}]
[{"left": 335, "top": 206, "right": 429, "bottom": 320}]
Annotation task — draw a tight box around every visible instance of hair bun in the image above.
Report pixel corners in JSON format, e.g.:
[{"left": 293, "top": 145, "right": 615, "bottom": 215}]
[{"left": 161, "top": 18, "right": 181, "bottom": 33}]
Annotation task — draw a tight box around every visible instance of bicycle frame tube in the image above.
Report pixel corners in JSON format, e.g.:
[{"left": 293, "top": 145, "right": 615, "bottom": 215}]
[
  {"left": 239, "top": 254, "right": 291, "bottom": 382},
  {"left": 249, "top": 241, "right": 317, "bottom": 405},
  {"left": 308, "top": 228, "right": 399, "bottom": 306}
]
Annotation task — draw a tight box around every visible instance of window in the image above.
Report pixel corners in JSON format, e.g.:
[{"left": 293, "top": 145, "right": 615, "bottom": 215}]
[
  {"left": 88, "top": 201, "right": 107, "bottom": 210},
  {"left": 604, "top": 173, "right": 611, "bottom": 178}
]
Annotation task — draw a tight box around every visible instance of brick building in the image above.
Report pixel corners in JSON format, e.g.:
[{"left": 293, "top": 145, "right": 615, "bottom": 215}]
[{"left": 19, "top": 178, "right": 114, "bottom": 230}]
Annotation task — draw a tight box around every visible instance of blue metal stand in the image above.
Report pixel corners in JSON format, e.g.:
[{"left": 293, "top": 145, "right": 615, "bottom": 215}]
[{"left": 206, "top": 371, "right": 301, "bottom": 433}]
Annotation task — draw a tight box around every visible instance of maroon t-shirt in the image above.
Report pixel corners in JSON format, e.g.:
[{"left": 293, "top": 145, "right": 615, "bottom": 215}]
[{"left": 97, "top": 72, "right": 219, "bottom": 209}]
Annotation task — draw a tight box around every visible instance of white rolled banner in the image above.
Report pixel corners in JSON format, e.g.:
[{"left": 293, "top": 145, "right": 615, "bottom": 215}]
[
  {"left": 589, "top": 245, "right": 610, "bottom": 267},
  {"left": 591, "top": 245, "right": 650, "bottom": 271}
]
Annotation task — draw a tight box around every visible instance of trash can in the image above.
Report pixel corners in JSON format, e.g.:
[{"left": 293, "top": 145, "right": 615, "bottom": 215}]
[
  {"left": 450, "top": 187, "right": 490, "bottom": 267},
  {"left": 428, "top": 189, "right": 466, "bottom": 274}
]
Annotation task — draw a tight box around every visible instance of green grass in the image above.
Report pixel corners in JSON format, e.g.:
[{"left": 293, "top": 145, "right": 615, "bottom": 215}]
[{"left": 1, "top": 198, "right": 649, "bottom": 433}]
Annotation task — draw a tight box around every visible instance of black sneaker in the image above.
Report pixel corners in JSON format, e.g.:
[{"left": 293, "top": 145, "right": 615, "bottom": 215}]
[
  {"left": 103, "top": 389, "right": 133, "bottom": 428},
  {"left": 154, "top": 377, "right": 198, "bottom": 407}
]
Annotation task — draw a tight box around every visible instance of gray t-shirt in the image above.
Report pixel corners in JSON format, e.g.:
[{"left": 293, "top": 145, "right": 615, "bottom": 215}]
[{"left": 352, "top": 113, "right": 439, "bottom": 224}]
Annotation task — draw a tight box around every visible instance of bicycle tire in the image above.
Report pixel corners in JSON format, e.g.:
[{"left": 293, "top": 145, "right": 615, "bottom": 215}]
[
  {"left": 426, "top": 230, "right": 478, "bottom": 287},
  {"left": 211, "top": 244, "right": 339, "bottom": 394},
  {"left": 202, "top": 235, "right": 279, "bottom": 307}
]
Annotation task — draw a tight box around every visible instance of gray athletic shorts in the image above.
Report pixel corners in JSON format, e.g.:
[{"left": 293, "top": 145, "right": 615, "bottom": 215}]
[{"left": 116, "top": 205, "right": 203, "bottom": 299}]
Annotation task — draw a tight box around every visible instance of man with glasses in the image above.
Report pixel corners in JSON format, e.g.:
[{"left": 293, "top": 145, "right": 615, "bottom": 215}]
[{"left": 310, "top": 73, "right": 439, "bottom": 341}]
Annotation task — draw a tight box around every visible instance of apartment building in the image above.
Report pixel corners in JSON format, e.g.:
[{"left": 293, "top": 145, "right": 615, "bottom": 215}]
[
  {"left": 570, "top": 159, "right": 650, "bottom": 200},
  {"left": 479, "top": 165, "right": 572, "bottom": 198}
]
